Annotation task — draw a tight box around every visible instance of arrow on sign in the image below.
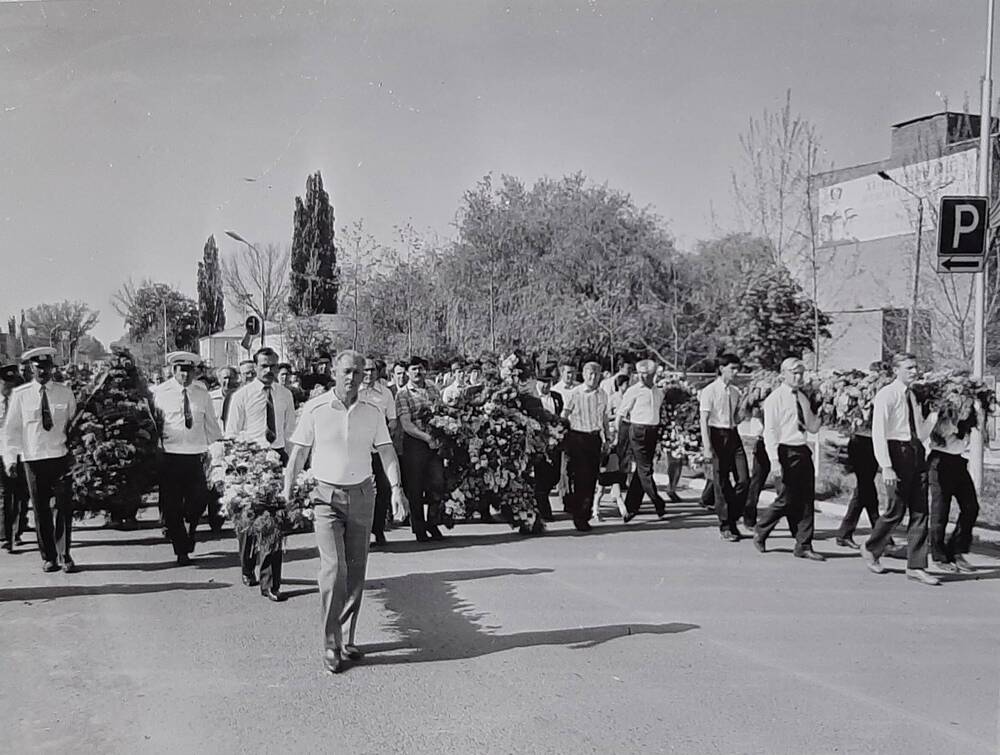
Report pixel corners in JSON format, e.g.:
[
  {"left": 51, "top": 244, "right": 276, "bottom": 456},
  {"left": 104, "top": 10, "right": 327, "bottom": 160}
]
[{"left": 941, "top": 258, "right": 982, "bottom": 270}]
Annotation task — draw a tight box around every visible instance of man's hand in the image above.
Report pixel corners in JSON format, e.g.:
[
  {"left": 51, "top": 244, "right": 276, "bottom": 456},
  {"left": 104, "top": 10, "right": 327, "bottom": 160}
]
[
  {"left": 882, "top": 467, "right": 898, "bottom": 486},
  {"left": 391, "top": 487, "right": 409, "bottom": 522},
  {"left": 281, "top": 484, "right": 293, "bottom": 502},
  {"left": 4, "top": 462, "right": 16, "bottom": 478}
]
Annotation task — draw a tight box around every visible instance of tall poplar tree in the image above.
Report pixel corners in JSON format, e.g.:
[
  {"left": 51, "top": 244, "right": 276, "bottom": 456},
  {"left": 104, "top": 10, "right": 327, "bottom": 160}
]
[
  {"left": 288, "top": 171, "right": 339, "bottom": 315},
  {"left": 197, "top": 235, "right": 226, "bottom": 336}
]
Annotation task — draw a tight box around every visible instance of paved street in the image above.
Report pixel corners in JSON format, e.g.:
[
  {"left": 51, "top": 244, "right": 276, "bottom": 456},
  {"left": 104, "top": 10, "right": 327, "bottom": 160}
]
[{"left": 2, "top": 485, "right": 999, "bottom": 755}]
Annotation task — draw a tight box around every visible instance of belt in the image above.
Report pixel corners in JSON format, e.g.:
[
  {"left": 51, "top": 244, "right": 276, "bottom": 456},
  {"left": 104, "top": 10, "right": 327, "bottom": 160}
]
[
  {"left": 315, "top": 477, "right": 373, "bottom": 492},
  {"left": 569, "top": 429, "right": 601, "bottom": 436}
]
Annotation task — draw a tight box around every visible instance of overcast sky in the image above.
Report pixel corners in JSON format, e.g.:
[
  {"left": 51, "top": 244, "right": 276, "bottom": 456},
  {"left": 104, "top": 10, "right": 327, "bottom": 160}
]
[{"left": 0, "top": 0, "right": 993, "bottom": 346}]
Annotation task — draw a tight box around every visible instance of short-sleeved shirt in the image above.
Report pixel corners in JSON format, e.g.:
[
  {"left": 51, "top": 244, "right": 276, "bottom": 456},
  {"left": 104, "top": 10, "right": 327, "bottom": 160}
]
[
  {"left": 359, "top": 381, "right": 398, "bottom": 421},
  {"left": 563, "top": 386, "right": 608, "bottom": 434},
  {"left": 699, "top": 377, "right": 741, "bottom": 429},
  {"left": 395, "top": 381, "right": 442, "bottom": 432},
  {"left": 290, "top": 393, "right": 392, "bottom": 486}
]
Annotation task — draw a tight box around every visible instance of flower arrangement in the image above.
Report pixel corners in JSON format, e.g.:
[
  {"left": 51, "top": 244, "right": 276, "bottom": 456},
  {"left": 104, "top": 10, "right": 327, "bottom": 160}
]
[
  {"left": 912, "top": 370, "right": 995, "bottom": 443},
  {"left": 654, "top": 376, "right": 702, "bottom": 462},
  {"left": 737, "top": 371, "right": 783, "bottom": 419},
  {"left": 814, "top": 368, "right": 892, "bottom": 434},
  {"left": 209, "top": 438, "right": 316, "bottom": 552},
  {"left": 67, "top": 350, "right": 163, "bottom": 521}
]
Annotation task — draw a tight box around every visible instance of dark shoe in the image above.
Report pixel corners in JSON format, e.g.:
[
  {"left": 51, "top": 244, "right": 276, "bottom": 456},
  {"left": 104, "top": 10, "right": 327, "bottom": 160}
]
[
  {"left": 836, "top": 537, "right": 860, "bottom": 550},
  {"left": 2, "top": 542, "right": 11, "bottom": 553},
  {"left": 14, "top": 537, "right": 24, "bottom": 546},
  {"left": 728, "top": 528, "right": 743, "bottom": 541},
  {"left": 372, "top": 533, "right": 387, "bottom": 547},
  {"left": 656, "top": 511, "right": 669, "bottom": 521},
  {"left": 176, "top": 553, "right": 192, "bottom": 566},
  {"left": 427, "top": 526, "right": 445, "bottom": 541},
  {"left": 242, "top": 573, "right": 259, "bottom": 587},
  {"left": 324, "top": 648, "right": 345, "bottom": 674},
  {"left": 573, "top": 519, "right": 592, "bottom": 532},
  {"left": 42, "top": 561, "right": 60, "bottom": 573},
  {"left": 667, "top": 491, "right": 681, "bottom": 503},
  {"left": 343, "top": 644, "right": 364, "bottom": 660},
  {"left": 262, "top": 589, "right": 286, "bottom": 602},
  {"left": 623, "top": 513, "right": 636, "bottom": 524},
  {"left": 794, "top": 549, "right": 826, "bottom": 562},
  {"left": 742, "top": 518, "right": 757, "bottom": 530},
  {"left": 753, "top": 535, "right": 766, "bottom": 553},
  {"left": 61, "top": 559, "right": 78, "bottom": 573}
]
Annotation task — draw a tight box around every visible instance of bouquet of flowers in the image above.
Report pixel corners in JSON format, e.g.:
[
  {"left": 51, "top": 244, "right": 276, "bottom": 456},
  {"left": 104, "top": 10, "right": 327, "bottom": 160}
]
[
  {"left": 67, "top": 350, "right": 163, "bottom": 522},
  {"left": 912, "top": 370, "right": 995, "bottom": 444},
  {"left": 738, "top": 372, "right": 783, "bottom": 419},
  {"left": 209, "top": 438, "right": 316, "bottom": 552},
  {"left": 655, "top": 376, "right": 702, "bottom": 462},
  {"left": 815, "top": 368, "right": 892, "bottom": 434}
]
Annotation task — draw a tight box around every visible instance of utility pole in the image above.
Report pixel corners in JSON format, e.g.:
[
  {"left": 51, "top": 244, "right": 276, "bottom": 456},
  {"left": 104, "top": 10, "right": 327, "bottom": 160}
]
[{"left": 972, "top": 0, "right": 995, "bottom": 491}]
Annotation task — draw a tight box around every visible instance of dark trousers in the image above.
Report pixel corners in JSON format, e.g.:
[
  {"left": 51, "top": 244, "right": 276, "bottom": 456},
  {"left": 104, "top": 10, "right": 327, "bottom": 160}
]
[
  {"left": 709, "top": 427, "right": 749, "bottom": 532},
  {"left": 928, "top": 451, "right": 979, "bottom": 562},
  {"left": 565, "top": 430, "right": 602, "bottom": 524},
  {"left": 625, "top": 423, "right": 665, "bottom": 515},
  {"left": 756, "top": 445, "right": 815, "bottom": 551},
  {"left": 865, "top": 440, "right": 928, "bottom": 569},
  {"left": 402, "top": 435, "right": 444, "bottom": 537},
  {"left": 0, "top": 460, "right": 29, "bottom": 544},
  {"left": 237, "top": 447, "right": 287, "bottom": 592},
  {"left": 370, "top": 452, "right": 391, "bottom": 538},
  {"left": 743, "top": 437, "right": 770, "bottom": 527},
  {"left": 837, "top": 435, "right": 879, "bottom": 540},
  {"left": 533, "top": 450, "right": 560, "bottom": 519},
  {"left": 159, "top": 453, "right": 208, "bottom": 558},
  {"left": 23, "top": 455, "right": 73, "bottom": 565}
]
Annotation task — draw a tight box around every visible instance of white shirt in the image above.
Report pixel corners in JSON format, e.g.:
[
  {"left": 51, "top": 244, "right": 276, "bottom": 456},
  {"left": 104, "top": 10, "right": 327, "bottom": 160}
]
[
  {"left": 762, "top": 383, "right": 820, "bottom": 464},
  {"left": 226, "top": 380, "right": 297, "bottom": 449},
  {"left": 209, "top": 387, "right": 238, "bottom": 432},
  {"left": 600, "top": 372, "right": 634, "bottom": 397},
  {"left": 441, "top": 381, "right": 467, "bottom": 406},
  {"left": 929, "top": 407, "right": 978, "bottom": 456},
  {"left": 153, "top": 379, "right": 223, "bottom": 455},
  {"left": 616, "top": 382, "right": 664, "bottom": 426},
  {"left": 3, "top": 381, "right": 76, "bottom": 463},
  {"left": 871, "top": 379, "right": 934, "bottom": 471},
  {"left": 359, "top": 381, "right": 398, "bottom": 421},
  {"left": 552, "top": 381, "right": 577, "bottom": 399},
  {"left": 290, "top": 393, "right": 392, "bottom": 486},
  {"left": 563, "top": 385, "right": 608, "bottom": 434},
  {"left": 699, "top": 378, "right": 741, "bottom": 429}
]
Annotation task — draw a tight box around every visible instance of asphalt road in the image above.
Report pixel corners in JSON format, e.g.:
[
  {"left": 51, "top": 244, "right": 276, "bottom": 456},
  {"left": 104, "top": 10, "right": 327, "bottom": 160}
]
[{"left": 2, "top": 487, "right": 999, "bottom": 755}]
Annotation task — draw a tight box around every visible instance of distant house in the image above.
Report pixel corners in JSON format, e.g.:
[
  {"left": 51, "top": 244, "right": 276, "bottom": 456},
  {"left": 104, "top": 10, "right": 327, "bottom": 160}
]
[{"left": 198, "top": 314, "right": 355, "bottom": 368}]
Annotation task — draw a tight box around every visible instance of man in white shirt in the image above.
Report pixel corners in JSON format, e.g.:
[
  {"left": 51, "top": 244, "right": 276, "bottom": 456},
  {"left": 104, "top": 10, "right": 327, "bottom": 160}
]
[
  {"left": 927, "top": 388, "right": 983, "bottom": 574},
  {"left": 561, "top": 362, "right": 609, "bottom": 532},
  {"left": 753, "top": 357, "right": 825, "bottom": 561},
  {"left": 532, "top": 369, "right": 564, "bottom": 522},
  {"left": 861, "top": 352, "right": 939, "bottom": 586},
  {"left": 152, "top": 351, "right": 223, "bottom": 566},
  {"left": 441, "top": 361, "right": 470, "bottom": 406},
  {"left": 699, "top": 353, "right": 749, "bottom": 542},
  {"left": 226, "top": 347, "right": 297, "bottom": 600},
  {"left": 0, "top": 362, "right": 29, "bottom": 552},
  {"left": 360, "top": 357, "right": 399, "bottom": 547},
  {"left": 600, "top": 360, "right": 634, "bottom": 397},
  {"left": 552, "top": 363, "right": 578, "bottom": 400},
  {"left": 283, "top": 350, "right": 407, "bottom": 674},
  {"left": 3, "top": 348, "right": 77, "bottom": 573},
  {"left": 209, "top": 366, "right": 240, "bottom": 433},
  {"left": 618, "top": 359, "right": 667, "bottom": 521}
]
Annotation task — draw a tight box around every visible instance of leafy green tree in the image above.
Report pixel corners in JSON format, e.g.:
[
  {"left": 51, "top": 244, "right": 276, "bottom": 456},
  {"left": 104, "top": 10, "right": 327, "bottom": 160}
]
[
  {"left": 112, "top": 280, "right": 200, "bottom": 368},
  {"left": 289, "top": 171, "right": 339, "bottom": 315},
  {"left": 197, "top": 235, "right": 226, "bottom": 337},
  {"left": 24, "top": 300, "right": 100, "bottom": 361}
]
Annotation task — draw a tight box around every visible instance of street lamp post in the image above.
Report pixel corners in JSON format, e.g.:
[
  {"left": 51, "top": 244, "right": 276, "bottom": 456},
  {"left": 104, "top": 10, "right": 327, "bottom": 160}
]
[
  {"left": 225, "top": 230, "right": 267, "bottom": 347},
  {"left": 877, "top": 171, "right": 924, "bottom": 353}
]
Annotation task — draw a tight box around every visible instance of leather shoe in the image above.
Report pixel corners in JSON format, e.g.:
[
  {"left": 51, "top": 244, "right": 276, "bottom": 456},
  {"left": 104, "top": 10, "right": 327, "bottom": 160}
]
[
  {"left": 42, "top": 561, "right": 60, "bottom": 573},
  {"left": 953, "top": 554, "right": 974, "bottom": 573},
  {"left": 324, "top": 648, "right": 345, "bottom": 674},
  {"left": 906, "top": 568, "right": 942, "bottom": 586},
  {"left": 720, "top": 530, "right": 739, "bottom": 543},
  {"left": 836, "top": 537, "right": 860, "bottom": 550},
  {"left": 415, "top": 533, "right": 430, "bottom": 543},
  {"left": 242, "top": 573, "right": 259, "bottom": 587},
  {"left": 794, "top": 549, "right": 826, "bottom": 562},
  {"left": 573, "top": 519, "right": 592, "bottom": 532},
  {"left": 262, "top": 589, "right": 286, "bottom": 602},
  {"left": 667, "top": 491, "right": 681, "bottom": 503},
  {"left": 427, "top": 526, "right": 445, "bottom": 541},
  {"left": 752, "top": 536, "right": 766, "bottom": 553},
  {"left": 622, "top": 513, "right": 636, "bottom": 524},
  {"left": 176, "top": 553, "right": 192, "bottom": 567},
  {"left": 372, "top": 533, "right": 387, "bottom": 547},
  {"left": 61, "top": 559, "right": 78, "bottom": 573}
]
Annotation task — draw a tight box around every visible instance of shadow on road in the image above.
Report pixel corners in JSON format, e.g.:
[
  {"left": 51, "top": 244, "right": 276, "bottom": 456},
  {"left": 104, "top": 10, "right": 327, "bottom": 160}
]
[
  {"left": 0, "top": 581, "right": 231, "bottom": 603},
  {"left": 352, "top": 566, "right": 698, "bottom": 667}
]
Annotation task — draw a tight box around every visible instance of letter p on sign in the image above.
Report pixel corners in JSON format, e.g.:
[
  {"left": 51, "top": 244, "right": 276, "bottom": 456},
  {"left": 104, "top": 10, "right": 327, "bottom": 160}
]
[{"left": 937, "top": 196, "right": 988, "bottom": 274}]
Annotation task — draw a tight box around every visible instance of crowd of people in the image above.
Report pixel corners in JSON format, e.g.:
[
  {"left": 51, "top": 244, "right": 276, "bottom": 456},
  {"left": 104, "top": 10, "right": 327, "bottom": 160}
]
[{"left": 0, "top": 344, "right": 985, "bottom": 673}]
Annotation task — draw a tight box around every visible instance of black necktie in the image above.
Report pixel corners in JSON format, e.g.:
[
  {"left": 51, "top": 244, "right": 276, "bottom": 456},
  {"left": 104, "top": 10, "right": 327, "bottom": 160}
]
[
  {"left": 182, "top": 388, "right": 193, "bottom": 429},
  {"left": 905, "top": 389, "right": 918, "bottom": 443},
  {"left": 794, "top": 391, "right": 806, "bottom": 433},
  {"left": 2, "top": 394, "right": 8, "bottom": 421},
  {"left": 265, "top": 386, "right": 276, "bottom": 444},
  {"left": 221, "top": 392, "right": 232, "bottom": 427},
  {"left": 40, "top": 386, "right": 53, "bottom": 431}
]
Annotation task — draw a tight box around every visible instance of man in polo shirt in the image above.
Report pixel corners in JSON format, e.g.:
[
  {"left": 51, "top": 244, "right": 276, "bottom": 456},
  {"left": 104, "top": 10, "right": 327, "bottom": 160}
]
[
  {"left": 4, "top": 347, "right": 78, "bottom": 573},
  {"left": 617, "top": 359, "right": 667, "bottom": 521},
  {"left": 699, "top": 353, "right": 749, "bottom": 542},
  {"left": 226, "top": 346, "right": 297, "bottom": 601},
  {"left": 283, "top": 350, "right": 407, "bottom": 674},
  {"left": 360, "top": 356, "right": 398, "bottom": 547},
  {"left": 561, "top": 362, "right": 609, "bottom": 532},
  {"left": 152, "top": 351, "right": 224, "bottom": 565}
]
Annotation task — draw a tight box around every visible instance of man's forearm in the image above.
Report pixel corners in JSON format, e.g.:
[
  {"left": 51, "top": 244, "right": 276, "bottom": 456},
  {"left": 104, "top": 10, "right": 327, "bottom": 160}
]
[
  {"left": 377, "top": 445, "right": 403, "bottom": 487},
  {"left": 284, "top": 444, "right": 308, "bottom": 493}
]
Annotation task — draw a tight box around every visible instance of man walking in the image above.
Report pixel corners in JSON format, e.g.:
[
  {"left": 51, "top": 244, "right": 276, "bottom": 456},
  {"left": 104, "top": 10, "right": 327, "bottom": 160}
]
[
  {"left": 532, "top": 369, "right": 564, "bottom": 522},
  {"left": 226, "top": 347, "right": 297, "bottom": 601},
  {"left": 699, "top": 354, "right": 748, "bottom": 542},
  {"left": 753, "top": 358, "right": 825, "bottom": 561},
  {"left": 360, "top": 356, "right": 398, "bottom": 547},
  {"left": 861, "top": 352, "right": 939, "bottom": 586},
  {"left": 210, "top": 366, "right": 240, "bottom": 433},
  {"left": 0, "top": 363, "right": 29, "bottom": 553},
  {"left": 618, "top": 359, "right": 667, "bottom": 521},
  {"left": 561, "top": 362, "right": 609, "bottom": 532},
  {"left": 284, "top": 350, "right": 407, "bottom": 674},
  {"left": 4, "top": 348, "right": 78, "bottom": 573},
  {"left": 152, "top": 351, "right": 223, "bottom": 565}
]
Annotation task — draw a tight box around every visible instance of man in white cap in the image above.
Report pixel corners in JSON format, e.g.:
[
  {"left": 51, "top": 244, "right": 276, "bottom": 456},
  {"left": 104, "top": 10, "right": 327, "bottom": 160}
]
[
  {"left": 753, "top": 357, "right": 825, "bottom": 561},
  {"left": 152, "top": 351, "right": 223, "bottom": 565},
  {"left": 226, "top": 346, "right": 297, "bottom": 601},
  {"left": 3, "top": 347, "right": 78, "bottom": 573}
]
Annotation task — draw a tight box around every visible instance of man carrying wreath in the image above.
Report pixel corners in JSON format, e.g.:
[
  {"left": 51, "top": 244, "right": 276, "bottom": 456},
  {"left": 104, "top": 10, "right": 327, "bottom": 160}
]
[{"left": 283, "top": 350, "right": 408, "bottom": 674}]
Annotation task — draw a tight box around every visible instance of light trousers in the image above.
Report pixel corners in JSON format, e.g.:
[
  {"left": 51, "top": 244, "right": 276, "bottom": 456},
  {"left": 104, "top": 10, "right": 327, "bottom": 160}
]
[{"left": 313, "top": 478, "right": 375, "bottom": 652}]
